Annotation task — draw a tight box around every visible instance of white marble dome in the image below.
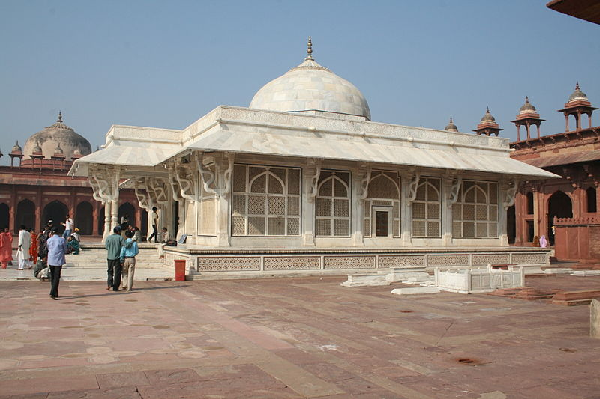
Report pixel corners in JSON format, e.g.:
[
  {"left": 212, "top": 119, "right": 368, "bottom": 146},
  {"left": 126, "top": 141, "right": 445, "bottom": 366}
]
[
  {"left": 23, "top": 112, "right": 92, "bottom": 161},
  {"left": 250, "top": 51, "right": 371, "bottom": 120}
]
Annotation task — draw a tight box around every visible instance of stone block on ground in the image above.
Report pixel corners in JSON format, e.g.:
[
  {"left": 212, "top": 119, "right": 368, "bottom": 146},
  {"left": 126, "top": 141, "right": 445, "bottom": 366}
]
[
  {"left": 552, "top": 290, "right": 600, "bottom": 306},
  {"left": 391, "top": 286, "right": 440, "bottom": 295},
  {"left": 591, "top": 299, "right": 600, "bottom": 338},
  {"left": 341, "top": 274, "right": 390, "bottom": 287}
]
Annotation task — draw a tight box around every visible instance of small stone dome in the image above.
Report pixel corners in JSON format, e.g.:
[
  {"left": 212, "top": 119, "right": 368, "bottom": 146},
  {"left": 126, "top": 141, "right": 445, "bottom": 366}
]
[
  {"left": 445, "top": 118, "right": 458, "bottom": 132},
  {"left": 481, "top": 107, "right": 496, "bottom": 122},
  {"left": 11, "top": 141, "right": 22, "bottom": 155},
  {"left": 519, "top": 97, "right": 536, "bottom": 114},
  {"left": 568, "top": 83, "right": 589, "bottom": 103},
  {"left": 23, "top": 112, "right": 92, "bottom": 161},
  {"left": 32, "top": 141, "right": 43, "bottom": 156},
  {"left": 250, "top": 39, "right": 371, "bottom": 120}
]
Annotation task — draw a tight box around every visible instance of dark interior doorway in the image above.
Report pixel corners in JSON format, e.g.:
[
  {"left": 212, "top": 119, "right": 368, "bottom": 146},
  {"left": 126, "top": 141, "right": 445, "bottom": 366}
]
[
  {"left": 375, "top": 210, "right": 389, "bottom": 237},
  {"left": 547, "top": 191, "right": 573, "bottom": 245},
  {"left": 76, "top": 201, "right": 94, "bottom": 235},
  {"left": 43, "top": 201, "right": 68, "bottom": 233},
  {"left": 0, "top": 203, "right": 9, "bottom": 230},
  {"left": 507, "top": 205, "right": 515, "bottom": 244},
  {"left": 98, "top": 206, "right": 105, "bottom": 235}
]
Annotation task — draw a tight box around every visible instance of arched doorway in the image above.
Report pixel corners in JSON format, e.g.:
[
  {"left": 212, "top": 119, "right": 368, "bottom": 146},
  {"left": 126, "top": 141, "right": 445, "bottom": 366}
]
[
  {"left": 507, "top": 205, "right": 515, "bottom": 244},
  {"left": 0, "top": 203, "right": 9, "bottom": 230},
  {"left": 141, "top": 209, "right": 148, "bottom": 239},
  {"left": 548, "top": 191, "right": 573, "bottom": 245},
  {"left": 75, "top": 201, "right": 94, "bottom": 235},
  {"left": 16, "top": 199, "right": 36, "bottom": 233},
  {"left": 118, "top": 202, "right": 136, "bottom": 230},
  {"left": 43, "top": 200, "right": 68, "bottom": 233},
  {"left": 98, "top": 206, "right": 105, "bottom": 235}
]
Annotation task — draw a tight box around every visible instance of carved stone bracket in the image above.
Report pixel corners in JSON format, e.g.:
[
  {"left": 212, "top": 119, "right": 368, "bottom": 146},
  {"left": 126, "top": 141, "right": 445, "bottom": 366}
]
[
  {"left": 197, "top": 152, "right": 217, "bottom": 197},
  {"left": 134, "top": 179, "right": 153, "bottom": 212},
  {"left": 406, "top": 172, "right": 421, "bottom": 206},
  {"left": 88, "top": 166, "right": 120, "bottom": 204},
  {"left": 358, "top": 165, "right": 372, "bottom": 201},
  {"left": 307, "top": 159, "right": 322, "bottom": 203},
  {"left": 174, "top": 162, "right": 198, "bottom": 202},
  {"left": 146, "top": 177, "right": 169, "bottom": 204},
  {"left": 502, "top": 179, "right": 519, "bottom": 210},
  {"left": 221, "top": 153, "right": 235, "bottom": 199},
  {"left": 447, "top": 176, "right": 463, "bottom": 208}
]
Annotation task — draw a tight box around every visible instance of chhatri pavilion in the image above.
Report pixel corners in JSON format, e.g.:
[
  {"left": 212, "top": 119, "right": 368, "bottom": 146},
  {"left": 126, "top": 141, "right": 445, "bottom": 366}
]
[{"left": 71, "top": 40, "right": 556, "bottom": 274}]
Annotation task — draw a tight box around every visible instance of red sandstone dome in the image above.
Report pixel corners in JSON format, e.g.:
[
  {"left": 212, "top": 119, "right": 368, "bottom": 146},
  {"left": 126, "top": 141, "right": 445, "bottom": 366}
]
[{"left": 22, "top": 112, "right": 92, "bottom": 162}]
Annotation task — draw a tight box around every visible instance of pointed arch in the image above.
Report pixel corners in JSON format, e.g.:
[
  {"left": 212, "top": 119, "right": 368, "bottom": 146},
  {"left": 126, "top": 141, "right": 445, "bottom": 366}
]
[{"left": 16, "top": 199, "right": 35, "bottom": 232}]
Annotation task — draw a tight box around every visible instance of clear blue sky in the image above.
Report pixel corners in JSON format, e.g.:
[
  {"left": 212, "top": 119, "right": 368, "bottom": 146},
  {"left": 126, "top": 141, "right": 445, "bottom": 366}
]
[{"left": 0, "top": 1, "right": 598, "bottom": 165}]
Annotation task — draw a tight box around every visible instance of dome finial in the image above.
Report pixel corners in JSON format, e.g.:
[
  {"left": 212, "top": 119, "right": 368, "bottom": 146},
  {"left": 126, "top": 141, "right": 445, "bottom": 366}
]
[
  {"left": 57, "top": 111, "right": 63, "bottom": 123},
  {"left": 575, "top": 82, "right": 580, "bottom": 90},
  {"left": 305, "top": 36, "right": 314, "bottom": 61},
  {"left": 525, "top": 96, "right": 529, "bottom": 103}
]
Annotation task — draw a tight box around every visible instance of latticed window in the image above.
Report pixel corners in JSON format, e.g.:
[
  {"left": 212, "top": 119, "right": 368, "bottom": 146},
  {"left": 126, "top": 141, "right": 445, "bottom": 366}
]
[
  {"left": 231, "top": 164, "right": 301, "bottom": 236},
  {"left": 363, "top": 171, "right": 401, "bottom": 237},
  {"left": 412, "top": 177, "right": 441, "bottom": 238},
  {"left": 316, "top": 171, "right": 351, "bottom": 237},
  {"left": 452, "top": 180, "right": 498, "bottom": 238}
]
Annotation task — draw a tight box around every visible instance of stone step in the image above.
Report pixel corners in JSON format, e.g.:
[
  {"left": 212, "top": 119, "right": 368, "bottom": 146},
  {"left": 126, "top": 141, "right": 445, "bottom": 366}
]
[{"left": 552, "top": 290, "right": 600, "bottom": 306}]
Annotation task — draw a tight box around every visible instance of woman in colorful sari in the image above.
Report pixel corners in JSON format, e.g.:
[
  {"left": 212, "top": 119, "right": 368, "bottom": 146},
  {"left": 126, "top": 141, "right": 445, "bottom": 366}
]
[
  {"left": 0, "top": 227, "right": 13, "bottom": 269},
  {"left": 29, "top": 229, "right": 38, "bottom": 264}
]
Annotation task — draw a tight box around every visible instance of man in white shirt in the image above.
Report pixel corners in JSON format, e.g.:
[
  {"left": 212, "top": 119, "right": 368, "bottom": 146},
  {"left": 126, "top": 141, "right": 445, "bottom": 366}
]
[
  {"left": 17, "top": 225, "right": 31, "bottom": 270},
  {"left": 62, "top": 215, "right": 73, "bottom": 239}
]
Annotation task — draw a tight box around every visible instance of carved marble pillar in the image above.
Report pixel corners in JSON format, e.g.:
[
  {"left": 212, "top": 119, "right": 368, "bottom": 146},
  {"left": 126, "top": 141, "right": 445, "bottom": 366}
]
[
  {"left": 400, "top": 171, "right": 418, "bottom": 245},
  {"left": 443, "top": 175, "right": 462, "bottom": 246},
  {"left": 353, "top": 165, "right": 369, "bottom": 246},
  {"left": 213, "top": 153, "right": 234, "bottom": 247},
  {"left": 302, "top": 160, "right": 320, "bottom": 246},
  {"left": 103, "top": 201, "right": 112, "bottom": 240}
]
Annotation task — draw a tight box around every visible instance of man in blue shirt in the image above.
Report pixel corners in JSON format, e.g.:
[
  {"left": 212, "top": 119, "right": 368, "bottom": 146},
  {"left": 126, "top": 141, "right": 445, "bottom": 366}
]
[
  {"left": 105, "top": 226, "right": 125, "bottom": 291},
  {"left": 46, "top": 228, "right": 67, "bottom": 300},
  {"left": 120, "top": 230, "right": 139, "bottom": 291}
]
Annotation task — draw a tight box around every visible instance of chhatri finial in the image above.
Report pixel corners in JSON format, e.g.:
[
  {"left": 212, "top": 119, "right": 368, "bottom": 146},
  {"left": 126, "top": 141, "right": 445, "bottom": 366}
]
[
  {"left": 305, "top": 36, "right": 314, "bottom": 61},
  {"left": 486, "top": 106, "right": 490, "bottom": 113},
  {"left": 575, "top": 82, "right": 580, "bottom": 91},
  {"left": 525, "top": 96, "right": 530, "bottom": 103},
  {"left": 57, "top": 111, "right": 63, "bottom": 123}
]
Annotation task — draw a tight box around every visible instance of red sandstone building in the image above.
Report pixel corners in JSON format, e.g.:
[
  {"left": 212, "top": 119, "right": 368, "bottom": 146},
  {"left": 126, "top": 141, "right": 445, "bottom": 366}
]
[
  {"left": 510, "top": 84, "right": 599, "bottom": 263},
  {"left": 0, "top": 113, "right": 145, "bottom": 237}
]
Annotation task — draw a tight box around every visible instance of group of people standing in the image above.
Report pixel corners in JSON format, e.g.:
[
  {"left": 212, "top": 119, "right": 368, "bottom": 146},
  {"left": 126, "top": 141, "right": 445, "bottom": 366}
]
[
  {"left": 105, "top": 225, "right": 139, "bottom": 292},
  {"left": 0, "top": 225, "right": 43, "bottom": 269}
]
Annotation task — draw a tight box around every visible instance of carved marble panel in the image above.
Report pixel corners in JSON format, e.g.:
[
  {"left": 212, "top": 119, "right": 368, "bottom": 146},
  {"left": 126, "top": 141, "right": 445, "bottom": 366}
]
[
  {"left": 198, "top": 257, "right": 261, "bottom": 271},
  {"left": 264, "top": 256, "right": 321, "bottom": 270},
  {"left": 472, "top": 254, "right": 510, "bottom": 266},
  {"left": 511, "top": 253, "right": 548, "bottom": 265},
  {"left": 378, "top": 255, "right": 425, "bottom": 268},
  {"left": 427, "top": 254, "right": 470, "bottom": 266},
  {"left": 324, "top": 256, "right": 376, "bottom": 269}
]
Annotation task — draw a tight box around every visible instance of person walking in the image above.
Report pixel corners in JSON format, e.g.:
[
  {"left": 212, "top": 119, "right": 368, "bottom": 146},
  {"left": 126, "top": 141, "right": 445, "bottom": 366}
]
[
  {"left": 0, "top": 227, "right": 13, "bottom": 269},
  {"left": 120, "top": 230, "right": 139, "bottom": 291},
  {"left": 17, "top": 225, "right": 31, "bottom": 270},
  {"left": 46, "top": 228, "right": 67, "bottom": 300},
  {"left": 105, "top": 226, "right": 124, "bottom": 291},
  {"left": 148, "top": 207, "right": 159, "bottom": 243}
]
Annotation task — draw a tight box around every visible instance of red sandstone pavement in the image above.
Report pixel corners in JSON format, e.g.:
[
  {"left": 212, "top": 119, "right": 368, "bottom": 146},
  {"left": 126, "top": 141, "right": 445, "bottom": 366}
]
[{"left": 0, "top": 275, "right": 599, "bottom": 399}]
